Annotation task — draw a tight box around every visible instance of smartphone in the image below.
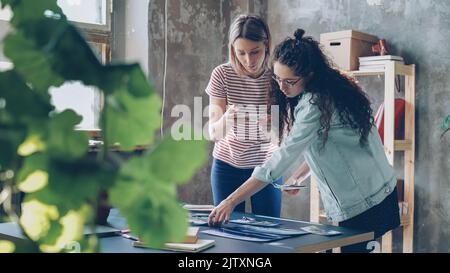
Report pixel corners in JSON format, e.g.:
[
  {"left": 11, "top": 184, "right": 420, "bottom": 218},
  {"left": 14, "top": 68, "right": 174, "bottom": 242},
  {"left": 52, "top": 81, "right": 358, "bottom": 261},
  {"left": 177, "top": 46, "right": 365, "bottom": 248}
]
[{"left": 279, "top": 184, "right": 307, "bottom": 191}]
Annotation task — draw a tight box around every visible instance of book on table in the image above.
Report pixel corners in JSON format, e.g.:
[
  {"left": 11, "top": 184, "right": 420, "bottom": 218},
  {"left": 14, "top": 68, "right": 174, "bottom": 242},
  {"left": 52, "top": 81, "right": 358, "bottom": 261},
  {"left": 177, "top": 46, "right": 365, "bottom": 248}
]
[
  {"left": 133, "top": 239, "right": 215, "bottom": 253},
  {"left": 183, "top": 204, "right": 215, "bottom": 212},
  {"left": 132, "top": 226, "right": 215, "bottom": 252}
]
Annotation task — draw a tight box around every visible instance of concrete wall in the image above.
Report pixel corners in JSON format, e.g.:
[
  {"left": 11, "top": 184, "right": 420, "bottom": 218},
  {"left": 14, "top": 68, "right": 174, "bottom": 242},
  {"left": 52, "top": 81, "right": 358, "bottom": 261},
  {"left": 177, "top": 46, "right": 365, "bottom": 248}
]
[
  {"left": 267, "top": 0, "right": 450, "bottom": 253},
  {"left": 112, "top": 0, "right": 149, "bottom": 75},
  {"left": 113, "top": 0, "right": 450, "bottom": 252},
  {"left": 146, "top": 0, "right": 267, "bottom": 205}
]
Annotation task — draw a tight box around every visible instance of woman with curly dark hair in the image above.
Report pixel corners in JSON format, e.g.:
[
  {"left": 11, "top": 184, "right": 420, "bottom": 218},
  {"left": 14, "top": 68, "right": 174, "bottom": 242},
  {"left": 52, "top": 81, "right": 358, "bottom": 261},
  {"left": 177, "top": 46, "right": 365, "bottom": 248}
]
[{"left": 208, "top": 29, "right": 400, "bottom": 253}]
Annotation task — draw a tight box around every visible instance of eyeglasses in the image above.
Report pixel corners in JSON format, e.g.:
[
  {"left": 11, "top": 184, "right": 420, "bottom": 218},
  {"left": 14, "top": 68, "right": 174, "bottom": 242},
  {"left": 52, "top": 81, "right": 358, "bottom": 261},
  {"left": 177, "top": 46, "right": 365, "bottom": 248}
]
[{"left": 272, "top": 74, "right": 302, "bottom": 88}]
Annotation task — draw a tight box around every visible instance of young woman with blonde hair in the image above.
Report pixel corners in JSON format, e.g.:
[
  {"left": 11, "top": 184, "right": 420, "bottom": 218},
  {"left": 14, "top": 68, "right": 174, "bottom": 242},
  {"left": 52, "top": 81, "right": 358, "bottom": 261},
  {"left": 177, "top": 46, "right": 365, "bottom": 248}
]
[{"left": 205, "top": 14, "right": 282, "bottom": 217}]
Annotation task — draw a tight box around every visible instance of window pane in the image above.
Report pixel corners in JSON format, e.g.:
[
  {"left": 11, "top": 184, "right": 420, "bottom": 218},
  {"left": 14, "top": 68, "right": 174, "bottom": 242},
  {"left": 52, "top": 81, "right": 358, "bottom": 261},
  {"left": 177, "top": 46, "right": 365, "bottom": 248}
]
[
  {"left": 49, "top": 42, "right": 105, "bottom": 130},
  {"left": 57, "top": 0, "right": 107, "bottom": 25},
  {"left": 0, "top": 61, "right": 12, "bottom": 71},
  {"left": 50, "top": 82, "right": 101, "bottom": 129},
  {"left": 0, "top": 6, "right": 12, "bottom": 21},
  {"left": 1, "top": 1, "right": 108, "bottom": 25}
]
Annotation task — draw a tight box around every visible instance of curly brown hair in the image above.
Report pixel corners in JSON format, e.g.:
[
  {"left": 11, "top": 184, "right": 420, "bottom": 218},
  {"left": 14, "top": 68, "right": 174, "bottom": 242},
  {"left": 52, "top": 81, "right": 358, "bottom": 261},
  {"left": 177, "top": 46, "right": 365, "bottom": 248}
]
[{"left": 269, "top": 29, "right": 374, "bottom": 149}]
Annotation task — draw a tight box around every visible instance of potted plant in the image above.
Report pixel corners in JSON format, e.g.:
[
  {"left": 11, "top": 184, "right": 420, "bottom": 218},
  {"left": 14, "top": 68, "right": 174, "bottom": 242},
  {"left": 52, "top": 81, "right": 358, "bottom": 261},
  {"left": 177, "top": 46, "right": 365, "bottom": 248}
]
[{"left": 0, "top": 0, "right": 207, "bottom": 252}]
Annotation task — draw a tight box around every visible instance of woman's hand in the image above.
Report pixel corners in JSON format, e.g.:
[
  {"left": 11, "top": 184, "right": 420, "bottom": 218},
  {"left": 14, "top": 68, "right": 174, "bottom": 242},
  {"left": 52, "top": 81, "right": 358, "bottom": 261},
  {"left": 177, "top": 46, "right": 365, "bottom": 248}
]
[
  {"left": 208, "top": 99, "right": 241, "bottom": 141},
  {"left": 282, "top": 184, "right": 301, "bottom": 196},
  {"left": 223, "top": 104, "right": 239, "bottom": 130},
  {"left": 257, "top": 114, "right": 272, "bottom": 139},
  {"left": 208, "top": 198, "right": 236, "bottom": 227},
  {"left": 207, "top": 177, "right": 268, "bottom": 226},
  {"left": 283, "top": 162, "right": 310, "bottom": 196}
]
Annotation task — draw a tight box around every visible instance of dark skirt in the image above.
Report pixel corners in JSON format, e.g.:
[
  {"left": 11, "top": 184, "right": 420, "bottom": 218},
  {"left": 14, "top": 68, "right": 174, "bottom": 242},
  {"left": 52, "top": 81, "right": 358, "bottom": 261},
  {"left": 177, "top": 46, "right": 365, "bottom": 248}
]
[{"left": 339, "top": 187, "right": 401, "bottom": 253}]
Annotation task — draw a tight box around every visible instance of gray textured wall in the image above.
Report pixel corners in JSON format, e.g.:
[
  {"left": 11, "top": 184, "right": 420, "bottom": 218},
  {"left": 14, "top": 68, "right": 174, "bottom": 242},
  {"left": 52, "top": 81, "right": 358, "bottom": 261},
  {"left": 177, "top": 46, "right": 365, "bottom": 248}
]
[
  {"left": 112, "top": 0, "right": 149, "bottom": 73},
  {"left": 114, "top": 0, "right": 450, "bottom": 252},
  {"left": 147, "top": 0, "right": 267, "bottom": 206}
]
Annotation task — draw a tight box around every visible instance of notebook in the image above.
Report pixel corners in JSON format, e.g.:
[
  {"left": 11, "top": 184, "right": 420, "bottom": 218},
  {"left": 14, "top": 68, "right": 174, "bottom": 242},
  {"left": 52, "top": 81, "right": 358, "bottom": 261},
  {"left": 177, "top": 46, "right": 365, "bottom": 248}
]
[
  {"left": 133, "top": 239, "right": 215, "bottom": 253},
  {"left": 166, "top": 227, "right": 199, "bottom": 243},
  {"left": 183, "top": 204, "right": 215, "bottom": 212},
  {"left": 188, "top": 213, "right": 209, "bottom": 226}
]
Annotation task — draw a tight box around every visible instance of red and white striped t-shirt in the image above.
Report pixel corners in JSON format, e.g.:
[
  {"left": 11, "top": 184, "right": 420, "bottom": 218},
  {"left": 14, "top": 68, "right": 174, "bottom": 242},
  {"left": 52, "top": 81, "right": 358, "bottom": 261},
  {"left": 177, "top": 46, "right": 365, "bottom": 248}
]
[{"left": 205, "top": 63, "right": 278, "bottom": 169}]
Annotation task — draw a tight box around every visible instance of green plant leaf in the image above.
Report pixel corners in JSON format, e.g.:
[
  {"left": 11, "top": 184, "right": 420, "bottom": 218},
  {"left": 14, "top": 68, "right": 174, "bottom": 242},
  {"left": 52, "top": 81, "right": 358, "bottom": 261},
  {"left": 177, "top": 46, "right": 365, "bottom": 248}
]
[
  {"left": 46, "top": 110, "right": 88, "bottom": 160},
  {"left": 0, "top": 70, "right": 53, "bottom": 169},
  {"left": 0, "top": 240, "right": 15, "bottom": 253},
  {"left": 0, "top": 0, "right": 11, "bottom": 8},
  {"left": 145, "top": 137, "right": 208, "bottom": 184},
  {"left": 3, "top": 31, "right": 65, "bottom": 92},
  {"left": 103, "top": 87, "right": 162, "bottom": 151},
  {"left": 42, "top": 205, "right": 92, "bottom": 253},
  {"left": 18, "top": 21, "right": 141, "bottom": 96},
  {"left": 1, "top": 0, "right": 208, "bottom": 253},
  {"left": 0, "top": 71, "right": 54, "bottom": 120},
  {"left": 102, "top": 64, "right": 155, "bottom": 98},
  {"left": 0, "top": 122, "right": 26, "bottom": 170},
  {"left": 37, "top": 219, "right": 63, "bottom": 247},
  {"left": 3, "top": 0, "right": 66, "bottom": 27},
  {"left": 109, "top": 174, "right": 188, "bottom": 248},
  {"left": 6, "top": 18, "right": 153, "bottom": 97},
  {"left": 4, "top": 16, "right": 117, "bottom": 95},
  {"left": 20, "top": 198, "right": 92, "bottom": 252},
  {"left": 20, "top": 198, "right": 61, "bottom": 242},
  {"left": 18, "top": 153, "right": 116, "bottom": 214},
  {"left": 47, "top": 26, "right": 156, "bottom": 96},
  {"left": 16, "top": 153, "right": 48, "bottom": 192},
  {"left": 43, "top": 23, "right": 106, "bottom": 88},
  {"left": 108, "top": 137, "right": 207, "bottom": 247}
]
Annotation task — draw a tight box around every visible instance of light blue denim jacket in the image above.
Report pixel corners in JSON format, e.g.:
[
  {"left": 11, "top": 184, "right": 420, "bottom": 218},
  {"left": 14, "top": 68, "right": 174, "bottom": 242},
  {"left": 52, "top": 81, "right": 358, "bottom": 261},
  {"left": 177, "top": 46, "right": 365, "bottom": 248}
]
[{"left": 252, "top": 92, "right": 397, "bottom": 222}]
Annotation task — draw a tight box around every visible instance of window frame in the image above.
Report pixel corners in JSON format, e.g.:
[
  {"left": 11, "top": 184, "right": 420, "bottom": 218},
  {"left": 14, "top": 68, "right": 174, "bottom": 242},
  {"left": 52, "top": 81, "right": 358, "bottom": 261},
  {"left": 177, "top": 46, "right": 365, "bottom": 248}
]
[
  {"left": 57, "top": 0, "right": 114, "bottom": 131},
  {"left": 0, "top": 0, "right": 113, "bottom": 131},
  {"left": 69, "top": 0, "right": 113, "bottom": 36},
  {"left": 0, "top": 0, "right": 113, "bottom": 33}
]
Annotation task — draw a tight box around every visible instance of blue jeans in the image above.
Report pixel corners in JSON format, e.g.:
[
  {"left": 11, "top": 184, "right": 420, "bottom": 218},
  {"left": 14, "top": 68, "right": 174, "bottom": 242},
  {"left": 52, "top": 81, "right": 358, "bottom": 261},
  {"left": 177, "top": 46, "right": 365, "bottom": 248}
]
[{"left": 211, "top": 158, "right": 282, "bottom": 217}]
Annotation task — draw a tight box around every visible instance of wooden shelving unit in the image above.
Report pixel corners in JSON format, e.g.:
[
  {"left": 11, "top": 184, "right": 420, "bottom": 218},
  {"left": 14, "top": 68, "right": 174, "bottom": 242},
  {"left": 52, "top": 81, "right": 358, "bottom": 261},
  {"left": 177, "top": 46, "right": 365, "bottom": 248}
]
[{"left": 310, "top": 61, "right": 416, "bottom": 253}]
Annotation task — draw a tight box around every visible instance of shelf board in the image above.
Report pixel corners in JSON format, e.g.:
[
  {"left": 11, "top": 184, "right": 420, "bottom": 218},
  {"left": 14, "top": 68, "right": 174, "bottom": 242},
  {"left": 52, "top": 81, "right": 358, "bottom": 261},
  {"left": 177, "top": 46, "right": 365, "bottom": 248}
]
[
  {"left": 400, "top": 215, "right": 411, "bottom": 226},
  {"left": 347, "top": 70, "right": 385, "bottom": 76},
  {"left": 346, "top": 63, "right": 415, "bottom": 77}
]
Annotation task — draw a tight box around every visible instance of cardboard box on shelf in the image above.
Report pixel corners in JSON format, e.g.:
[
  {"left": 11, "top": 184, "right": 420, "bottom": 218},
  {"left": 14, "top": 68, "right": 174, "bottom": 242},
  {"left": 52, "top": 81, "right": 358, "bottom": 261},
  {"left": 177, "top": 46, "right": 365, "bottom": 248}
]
[{"left": 320, "top": 30, "right": 379, "bottom": 71}]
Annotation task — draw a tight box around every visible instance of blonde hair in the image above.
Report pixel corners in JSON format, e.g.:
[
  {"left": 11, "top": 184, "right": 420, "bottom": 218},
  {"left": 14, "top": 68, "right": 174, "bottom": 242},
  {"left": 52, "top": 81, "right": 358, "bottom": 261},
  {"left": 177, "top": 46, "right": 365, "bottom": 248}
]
[{"left": 229, "top": 14, "right": 271, "bottom": 77}]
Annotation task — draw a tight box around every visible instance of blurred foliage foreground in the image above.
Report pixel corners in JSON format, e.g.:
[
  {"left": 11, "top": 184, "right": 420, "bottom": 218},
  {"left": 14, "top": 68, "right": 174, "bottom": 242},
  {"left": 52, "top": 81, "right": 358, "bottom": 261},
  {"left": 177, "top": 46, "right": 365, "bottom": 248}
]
[{"left": 0, "top": 0, "right": 207, "bottom": 252}]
